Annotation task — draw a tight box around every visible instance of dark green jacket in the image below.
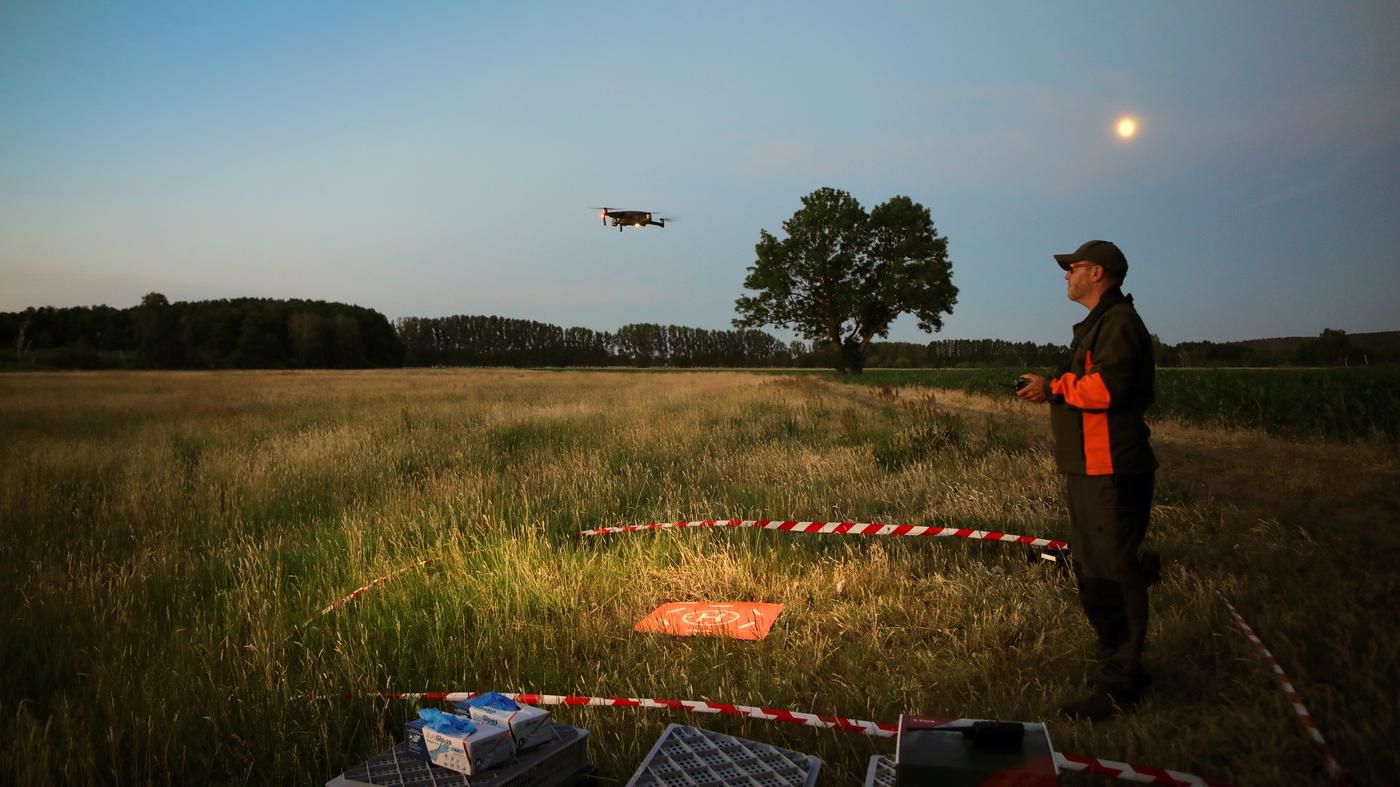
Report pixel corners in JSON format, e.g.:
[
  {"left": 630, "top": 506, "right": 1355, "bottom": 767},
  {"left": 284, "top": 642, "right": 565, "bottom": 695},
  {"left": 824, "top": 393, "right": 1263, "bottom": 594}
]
[{"left": 1047, "top": 287, "right": 1157, "bottom": 475}]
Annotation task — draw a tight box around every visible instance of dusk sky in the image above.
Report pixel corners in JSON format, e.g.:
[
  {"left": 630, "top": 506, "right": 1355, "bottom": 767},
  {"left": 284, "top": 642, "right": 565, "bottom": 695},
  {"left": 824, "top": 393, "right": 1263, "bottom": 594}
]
[{"left": 3, "top": 1, "right": 1398, "bottom": 344}]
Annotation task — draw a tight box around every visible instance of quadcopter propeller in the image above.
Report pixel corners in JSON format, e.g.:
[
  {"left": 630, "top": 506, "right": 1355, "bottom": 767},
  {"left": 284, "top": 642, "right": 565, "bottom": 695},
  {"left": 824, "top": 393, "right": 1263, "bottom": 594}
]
[{"left": 590, "top": 206, "right": 613, "bottom": 226}]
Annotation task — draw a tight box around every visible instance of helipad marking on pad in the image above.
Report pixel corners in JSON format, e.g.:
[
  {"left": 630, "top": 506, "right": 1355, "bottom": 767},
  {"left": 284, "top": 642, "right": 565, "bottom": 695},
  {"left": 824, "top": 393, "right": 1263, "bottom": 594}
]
[{"left": 636, "top": 602, "right": 784, "bottom": 640}]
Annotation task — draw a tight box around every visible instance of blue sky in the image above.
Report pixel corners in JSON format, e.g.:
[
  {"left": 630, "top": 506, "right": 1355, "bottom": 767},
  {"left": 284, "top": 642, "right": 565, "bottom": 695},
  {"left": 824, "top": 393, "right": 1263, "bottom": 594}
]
[{"left": 3, "top": 1, "right": 1397, "bottom": 344}]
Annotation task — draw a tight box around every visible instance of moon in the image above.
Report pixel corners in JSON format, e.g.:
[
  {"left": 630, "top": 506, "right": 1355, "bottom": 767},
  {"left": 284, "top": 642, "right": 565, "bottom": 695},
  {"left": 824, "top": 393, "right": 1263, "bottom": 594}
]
[{"left": 1116, "top": 117, "right": 1138, "bottom": 139}]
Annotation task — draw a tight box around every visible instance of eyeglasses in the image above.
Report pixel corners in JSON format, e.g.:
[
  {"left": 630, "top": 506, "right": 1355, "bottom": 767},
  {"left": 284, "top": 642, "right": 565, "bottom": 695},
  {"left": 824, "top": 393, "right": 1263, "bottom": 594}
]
[{"left": 1066, "top": 262, "right": 1098, "bottom": 275}]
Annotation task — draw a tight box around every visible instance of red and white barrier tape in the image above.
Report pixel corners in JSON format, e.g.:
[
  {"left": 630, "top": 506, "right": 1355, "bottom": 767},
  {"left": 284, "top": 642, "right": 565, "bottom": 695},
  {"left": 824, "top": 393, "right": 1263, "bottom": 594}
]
[
  {"left": 1222, "top": 598, "right": 1347, "bottom": 785},
  {"left": 1055, "top": 752, "right": 1229, "bottom": 786},
  {"left": 380, "top": 691, "right": 1227, "bottom": 786},
  {"left": 317, "top": 557, "right": 440, "bottom": 617},
  {"left": 383, "top": 691, "right": 896, "bottom": 736},
  {"left": 577, "top": 519, "right": 1069, "bottom": 550}
]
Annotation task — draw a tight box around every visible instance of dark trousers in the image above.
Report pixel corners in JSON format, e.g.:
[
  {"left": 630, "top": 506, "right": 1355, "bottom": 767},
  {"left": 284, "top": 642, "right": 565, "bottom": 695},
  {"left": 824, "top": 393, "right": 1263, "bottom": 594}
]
[{"left": 1064, "top": 471, "right": 1155, "bottom": 691}]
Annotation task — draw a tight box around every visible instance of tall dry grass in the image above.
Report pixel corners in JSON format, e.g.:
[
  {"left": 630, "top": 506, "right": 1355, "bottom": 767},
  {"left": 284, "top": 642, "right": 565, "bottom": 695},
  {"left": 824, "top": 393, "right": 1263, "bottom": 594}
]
[{"left": 1, "top": 369, "right": 1394, "bottom": 785}]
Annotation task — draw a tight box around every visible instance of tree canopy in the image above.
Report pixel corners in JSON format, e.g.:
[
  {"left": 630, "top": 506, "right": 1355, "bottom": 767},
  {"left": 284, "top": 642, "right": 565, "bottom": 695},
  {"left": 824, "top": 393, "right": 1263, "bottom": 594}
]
[{"left": 733, "top": 187, "right": 957, "bottom": 372}]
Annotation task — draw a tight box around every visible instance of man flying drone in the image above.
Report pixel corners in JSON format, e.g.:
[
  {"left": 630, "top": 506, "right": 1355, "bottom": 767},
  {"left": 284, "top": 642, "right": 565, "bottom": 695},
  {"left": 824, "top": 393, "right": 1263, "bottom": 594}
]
[{"left": 595, "top": 207, "right": 671, "bottom": 231}]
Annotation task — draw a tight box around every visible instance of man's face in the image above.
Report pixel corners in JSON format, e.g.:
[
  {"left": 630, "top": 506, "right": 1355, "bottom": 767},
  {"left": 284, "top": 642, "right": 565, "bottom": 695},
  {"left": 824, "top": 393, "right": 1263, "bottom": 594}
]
[{"left": 1064, "top": 261, "right": 1100, "bottom": 304}]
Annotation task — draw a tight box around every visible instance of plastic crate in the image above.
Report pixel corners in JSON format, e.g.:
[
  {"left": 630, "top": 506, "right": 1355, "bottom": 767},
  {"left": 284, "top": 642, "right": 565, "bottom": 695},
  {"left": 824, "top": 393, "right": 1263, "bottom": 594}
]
[
  {"left": 625, "top": 723, "right": 821, "bottom": 787},
  {"left": 895, "top": 717, "right": 1058, "bottom": 786},
  {"left": 863, "top": 755, "right": 896, "bottom": 787},
  {"left": 329, "top": 723, "right": 590, "bottom": 787}
]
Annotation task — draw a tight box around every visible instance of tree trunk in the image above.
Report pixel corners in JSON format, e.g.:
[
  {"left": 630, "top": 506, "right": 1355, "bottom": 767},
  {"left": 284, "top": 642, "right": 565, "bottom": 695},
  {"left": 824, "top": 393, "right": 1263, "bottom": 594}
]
[
  {"left": 15, "top": 319, "right": 28, "bottom": 361},
  {"left": 841, "top": 336, "right": 865, "bottom": 374}
]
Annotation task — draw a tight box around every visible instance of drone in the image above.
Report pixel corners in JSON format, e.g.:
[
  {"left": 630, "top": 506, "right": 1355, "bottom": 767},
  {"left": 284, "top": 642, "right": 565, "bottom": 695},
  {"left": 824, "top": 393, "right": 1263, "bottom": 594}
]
[{"left": 595, "top": 207, "right": 672, "bottom": 231}]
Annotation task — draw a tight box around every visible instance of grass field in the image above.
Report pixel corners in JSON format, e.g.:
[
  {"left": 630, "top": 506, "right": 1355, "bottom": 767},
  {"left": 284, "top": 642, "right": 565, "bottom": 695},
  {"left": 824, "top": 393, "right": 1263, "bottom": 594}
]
[{"left": 2, "top": 369, "right": 1397, "bottom": 785}]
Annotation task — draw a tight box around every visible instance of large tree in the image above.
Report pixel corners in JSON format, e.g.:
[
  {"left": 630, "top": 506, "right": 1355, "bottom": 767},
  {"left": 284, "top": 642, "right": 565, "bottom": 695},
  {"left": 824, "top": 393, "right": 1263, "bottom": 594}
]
[{"left": 734, "top": 187, "right": 957, "bottom": 373}]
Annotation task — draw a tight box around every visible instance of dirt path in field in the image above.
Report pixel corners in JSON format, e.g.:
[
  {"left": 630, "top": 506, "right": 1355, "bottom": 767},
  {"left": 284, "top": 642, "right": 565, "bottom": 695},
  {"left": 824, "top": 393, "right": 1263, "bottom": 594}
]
[{"left": 825, "top": 380, "right": 1012, "bottom": 419}]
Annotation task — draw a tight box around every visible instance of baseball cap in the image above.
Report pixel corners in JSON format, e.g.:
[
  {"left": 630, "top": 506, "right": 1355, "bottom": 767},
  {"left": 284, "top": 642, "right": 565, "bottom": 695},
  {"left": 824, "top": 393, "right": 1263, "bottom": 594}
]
[{"left": 1054, "top": 240, "right": 1128, "bottom": 280}]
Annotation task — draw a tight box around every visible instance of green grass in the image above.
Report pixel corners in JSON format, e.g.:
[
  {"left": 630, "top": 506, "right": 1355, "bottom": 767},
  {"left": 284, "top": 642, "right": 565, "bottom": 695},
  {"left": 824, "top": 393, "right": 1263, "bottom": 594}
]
[{"left": 1, "top": 370, "right": 1395, "bottom": 785}]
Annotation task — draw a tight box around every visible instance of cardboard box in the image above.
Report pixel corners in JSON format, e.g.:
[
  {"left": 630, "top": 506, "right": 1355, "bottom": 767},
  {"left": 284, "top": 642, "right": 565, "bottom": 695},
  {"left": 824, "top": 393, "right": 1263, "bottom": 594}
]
[
  {"left": 420, "top": 714, "right": 513, "bottom": 776},
  {"left": 455, "top": 695, "right": 554, "bottom": 751},
  {"left": 403, "top": 718, "right": 428, "bottom": 760}
]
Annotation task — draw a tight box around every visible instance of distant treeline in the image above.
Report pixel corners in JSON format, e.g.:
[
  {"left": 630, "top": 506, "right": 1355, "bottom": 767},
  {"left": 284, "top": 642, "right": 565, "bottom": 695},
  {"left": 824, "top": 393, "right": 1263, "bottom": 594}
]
[
  {"left": 1, "top": 295, "right": 403, "bottom": 369},
  {"left": 396, "top": 316, "right": 802, "bottom": 367},
  {"left": 2, "top": 296, "right": 1394, "bottom": 370},
  {"left": 1165, "top": 329, "right": 1400, "bottom": 367},
  {"left": 392, "top": 319, "right": 1081, "bottom": 369}
]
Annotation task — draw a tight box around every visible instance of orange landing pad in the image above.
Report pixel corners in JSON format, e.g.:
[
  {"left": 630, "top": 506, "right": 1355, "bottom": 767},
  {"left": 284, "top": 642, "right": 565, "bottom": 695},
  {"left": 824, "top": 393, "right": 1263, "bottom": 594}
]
[{"left": 634, "top": 602, "right": 784, "bottom": 640}]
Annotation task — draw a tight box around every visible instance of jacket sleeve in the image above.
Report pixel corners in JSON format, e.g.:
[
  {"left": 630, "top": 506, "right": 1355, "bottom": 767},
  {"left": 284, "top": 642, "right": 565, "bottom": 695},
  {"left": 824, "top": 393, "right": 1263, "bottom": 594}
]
[{"left": 1050, "top": 309, "right": 1141, "bottom": 411}]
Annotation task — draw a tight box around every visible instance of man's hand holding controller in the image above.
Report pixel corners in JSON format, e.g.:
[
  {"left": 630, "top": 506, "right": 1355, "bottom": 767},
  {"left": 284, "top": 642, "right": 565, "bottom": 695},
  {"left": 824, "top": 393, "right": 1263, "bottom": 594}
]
[{"left": 1015, "top": 373, "right": 1048, "bottom": 403}]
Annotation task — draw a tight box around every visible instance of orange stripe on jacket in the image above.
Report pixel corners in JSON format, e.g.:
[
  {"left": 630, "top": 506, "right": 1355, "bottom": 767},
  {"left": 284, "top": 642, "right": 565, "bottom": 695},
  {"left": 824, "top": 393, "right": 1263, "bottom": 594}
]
[
  {"left": 1049, "top": 356, "right": 1112, "bottom": 410},
  {"left": 1082, "top": 411, "right": 1113, "bottom": 474},
  {"left": 1052, "top": 351, "right": 1115, "bottom": 475}
]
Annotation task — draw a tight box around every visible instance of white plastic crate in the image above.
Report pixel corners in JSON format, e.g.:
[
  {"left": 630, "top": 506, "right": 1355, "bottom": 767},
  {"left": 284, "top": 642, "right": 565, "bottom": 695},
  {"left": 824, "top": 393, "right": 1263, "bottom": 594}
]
[{"left": 863, "top": 755, "right": 896, "bottom": 787}]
